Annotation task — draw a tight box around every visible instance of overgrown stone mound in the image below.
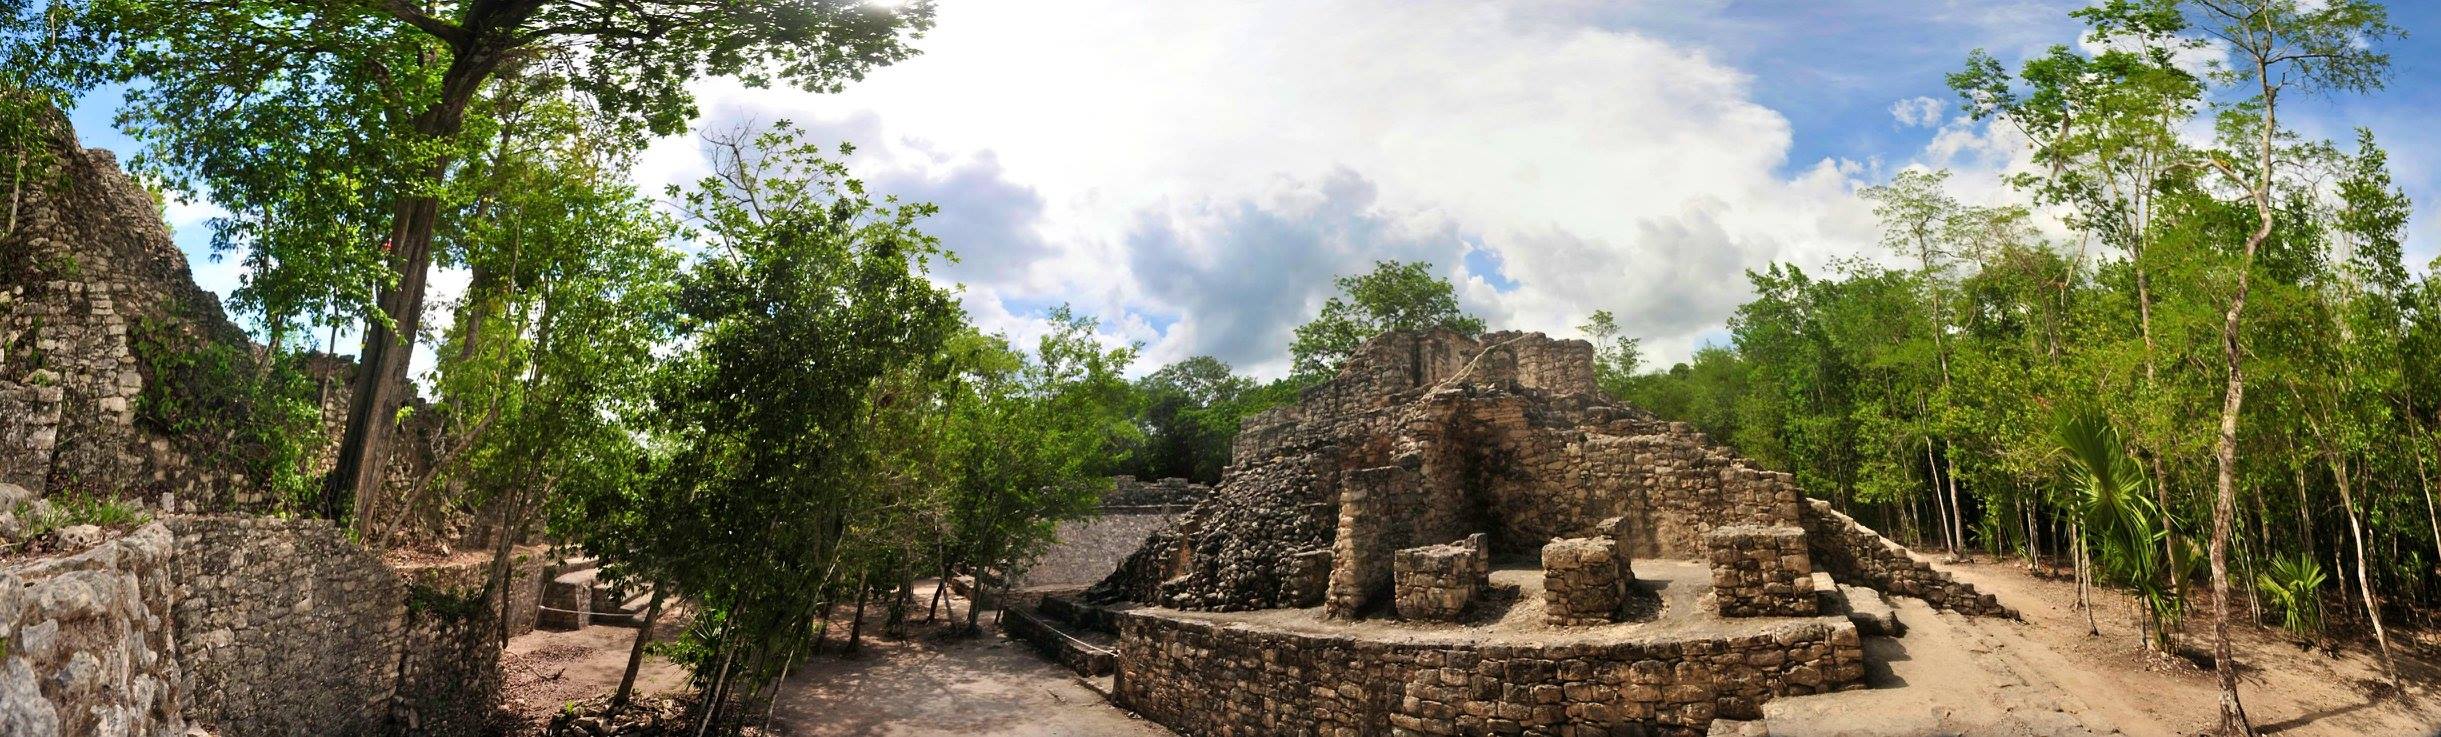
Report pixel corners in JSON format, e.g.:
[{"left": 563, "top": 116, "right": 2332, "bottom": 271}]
[{"left": 1087, "top": 328, "right": 2003, "bottom": 620}]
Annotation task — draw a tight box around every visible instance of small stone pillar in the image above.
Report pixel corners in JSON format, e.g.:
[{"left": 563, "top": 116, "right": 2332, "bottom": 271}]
[
  {"left": 1393, "top": 534, "right": 1488, "bottom": 621},
  {"left": 1542, "top": 537, "right": 1622, "bottom": 625},
  {"left": 1705, "top": 525, "right": 1817, "bottom": 617}
]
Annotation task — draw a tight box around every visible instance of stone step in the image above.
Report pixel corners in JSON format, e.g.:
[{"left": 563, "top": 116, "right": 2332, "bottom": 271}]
[
  {"left": 1836, "top": 584, "right": 1903, "bottom": 637},
  {"left": 1002, "top": 606, "right": 1115, "bottom": 677}
]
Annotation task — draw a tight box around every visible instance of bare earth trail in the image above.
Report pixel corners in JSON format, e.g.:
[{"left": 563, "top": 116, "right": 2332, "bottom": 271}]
[
  {"left": 1767, "top": 553, "right": 2441, "bottom": 736},
  {"left": 766, "top": 582, "right": 1174, "bottom": 737}
]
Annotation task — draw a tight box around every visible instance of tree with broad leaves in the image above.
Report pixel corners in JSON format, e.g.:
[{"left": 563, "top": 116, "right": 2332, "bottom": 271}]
[
  {"left": 1290, "top": 259, "right": 1485, "bottom": 379},
  {"left": 58, "top": 0, "right": 935, "bottom": 522}
]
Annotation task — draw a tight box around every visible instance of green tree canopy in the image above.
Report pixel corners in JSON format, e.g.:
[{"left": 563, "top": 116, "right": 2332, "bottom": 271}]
[{"left": 1289, "top": 259, "right": 1484, "bottom": 378}]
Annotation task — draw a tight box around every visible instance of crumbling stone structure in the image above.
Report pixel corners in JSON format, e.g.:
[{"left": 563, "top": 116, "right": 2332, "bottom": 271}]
[
  {"left": 1102, "top": 475, "right": 1212, "bottom": 508},
  {"left": 1070, "top": 328, "right": 2014, "bottom": 736},
  {"left": 1706, "top": 526, "right": 1817, "bottom": 618},
  {"left": 1541, "top": 537, "right": 1624, "bottom": 626},
  {"left": 1392, "top": 533, "right": 1488, "bottom": 621},
  {"left": 0, "top": 523, "right": 185, "bottom": 737},
  {"left": 1016, "top": 476, "right": 1213, "bottom": 590},
  {"left": 0, "top": 108, "right": 439, "bottom": 519}
]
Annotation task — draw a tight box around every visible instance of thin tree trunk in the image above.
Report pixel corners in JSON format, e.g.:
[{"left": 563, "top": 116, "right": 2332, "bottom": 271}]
[
  {"left": 1944, "top": 442, "right": 1968, "bottom": 561},
  {"left": 1927, "top": 441, "right": 1953, "bottom": 553},
  {"left": 2417, "top": 448, "right": 2441, "bottom": 577},
  {"left": 2329, "top": 456, "right": 2399, "bottom": 687},
  {"left": 926, "top": 567, "right": 948, "bottom": 623},
  {"left": 612, "top": 586, "right": 668, "bottom": 712},
  {"left": 2024, "top": 492, "right": 2040, "bottom": 573},
  {"left": 846, "top": 572, "right": 872, "bottom": 653}
]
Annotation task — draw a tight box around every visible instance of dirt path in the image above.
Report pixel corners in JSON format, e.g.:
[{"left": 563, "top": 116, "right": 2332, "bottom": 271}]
[
  {"left": 1765, "top": 555, "right": 2441, "bottom": 736},
  {"left": 766, "top": 585, "right": 1173, "bottom": 737},
  {"left": 502, "top": 624, "right": 693, "bottom": 732}
]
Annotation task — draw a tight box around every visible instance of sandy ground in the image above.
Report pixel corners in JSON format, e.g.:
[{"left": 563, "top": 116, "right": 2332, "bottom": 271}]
[
  {"left": 502, "top": 624, "right": 693, "bottom": 731},
  {"left": 1764, "top": 554, "right": 2441, "bottom": 736},
  {"left": 767, "top": 582, "right": 1172, "bottom": 737}
]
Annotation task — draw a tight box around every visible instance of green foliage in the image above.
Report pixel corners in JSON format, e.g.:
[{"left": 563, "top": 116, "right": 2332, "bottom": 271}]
[
  {"left": 2256, "top": 553, "right": 2327, "bottom": 637},
  {"left": 128, "top": 315, "right": 326, "bottom": 510},
  {"left": 630, "top": 121, "right": 964, "bottom": 687},
  {"left": 1289, "top": 260, "right": 1484, "bottom": 379},
  {"left": 1577, "top": 310, "right": 1643, "bottom": 399},
  {"left": 1117, "top": 355, "right": 1304, "bottom": 484}
]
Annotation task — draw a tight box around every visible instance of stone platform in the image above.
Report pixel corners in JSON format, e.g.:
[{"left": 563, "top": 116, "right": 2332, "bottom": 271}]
[{"left": 1107, "top": 560, "right": 1866, "bottom": 737}]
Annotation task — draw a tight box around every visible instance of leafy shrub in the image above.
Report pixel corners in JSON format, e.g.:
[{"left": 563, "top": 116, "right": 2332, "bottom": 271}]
[{"left": 2256, "top": 553, "right": 2327, "bottom": 638}]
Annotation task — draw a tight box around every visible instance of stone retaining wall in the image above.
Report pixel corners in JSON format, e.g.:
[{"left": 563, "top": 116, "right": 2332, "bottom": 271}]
[
  {"left": 5, "top": 518, "right": 522, "bottom": 737},
  {"left": 1797, "top": 501, "right": 2012, "bottom": 617},
  {"left": 1111, "top": 608, "right": 1866, "bottom": 737},
  {"left": 170, "top": 516, "right": 409, "bottom": 736},
  {"left": 0, "top": 523, "right": 185, "bottom": 737},
  {"left": 1705, "top": 526, "right": 1815, "bottom": 618}
]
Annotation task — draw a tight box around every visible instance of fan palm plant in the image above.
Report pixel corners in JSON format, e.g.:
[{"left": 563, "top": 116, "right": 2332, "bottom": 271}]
[
  {"left": 2255, "top": 553, "right": 2326, "bottom": 638},
  {"left": 2056, "top": 409, "right": 2179, "bottom": 649}
]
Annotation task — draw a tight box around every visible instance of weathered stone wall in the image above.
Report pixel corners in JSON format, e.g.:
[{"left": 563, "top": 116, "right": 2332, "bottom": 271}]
[
  {"left": 1540, "top": 537, "right": 1624, "bottom": 626},
  {"left": 0, "top": 523, "right": 186, "bottom": 737},
  {"left": 170, "top": 516, "right": 407, "bottom": 736},
  {"left": 1112, "top": 608, "right": 1866, "bottom": 737},
  {"left": 1706, "top": 526, "right": 1816, "bottom": 618},
  {"left": 1798, "top": 500, "right": 2012, "bottom": 618},
  {"left": 169, "top": 516, "right": 510, "bottom": 736},
  {"left": 1391, "top": 534, "right": 1487, "bottom": 622},
  {"left": 3, "top": 518, "right": 524, "bottom": 737},
  {"left": 0, "top": 109, "right": 442, "bottom": 524}
]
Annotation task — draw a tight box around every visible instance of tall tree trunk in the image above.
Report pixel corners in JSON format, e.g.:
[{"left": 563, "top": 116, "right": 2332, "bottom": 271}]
[
  {"left": 2024, "top": 492, "right": 2040, "bottom": 573},
  {"left": 322, "top": 47, "right": 512, "bottom": 521},
  {"left": 612, "top": 586, "right": 668, "bottom": 712}
]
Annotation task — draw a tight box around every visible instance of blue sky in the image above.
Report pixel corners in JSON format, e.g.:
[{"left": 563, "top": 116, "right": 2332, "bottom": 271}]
[{"left": 75, "top": 0, "right": 2441, "bottom": 378}]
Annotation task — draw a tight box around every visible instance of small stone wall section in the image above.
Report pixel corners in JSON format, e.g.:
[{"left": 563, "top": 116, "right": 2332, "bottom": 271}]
[
  {"left": 170, "top": 516, "right": 511, "bottom": 736},
  {"left": 1706, "top": 526, "right": 1816, "bottom": 618},
  {"left": 1392, "top": 534, "right": 1487, "bottom": 622},
  {"left": 0, "top": 523, "right": 186, "bottom": 737},
  {"left": 1541, "top": 537, "right": 1624, "bottom": 626},
  {"left": 1797, "top": 500, "right": 2013, "bottom": 618},
  {"left": 1112, "top": 608, "right": 1866, "bottom": 737}
]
